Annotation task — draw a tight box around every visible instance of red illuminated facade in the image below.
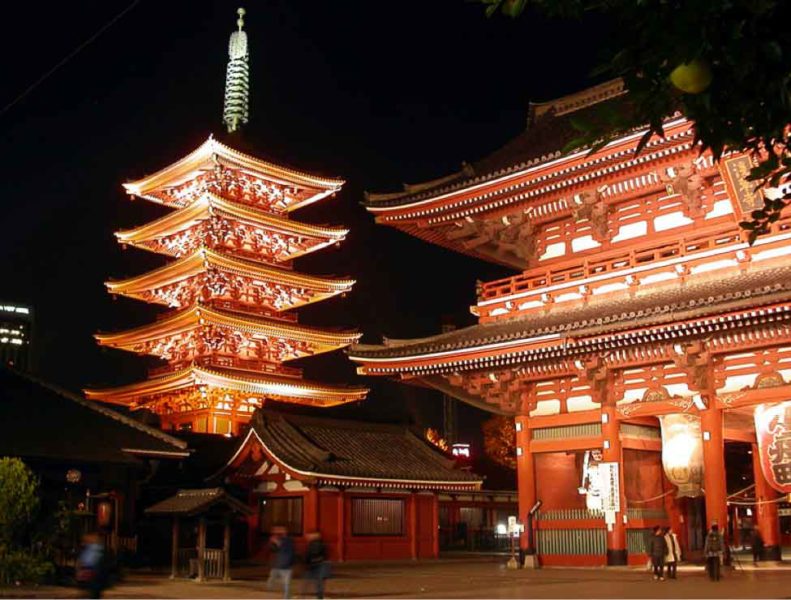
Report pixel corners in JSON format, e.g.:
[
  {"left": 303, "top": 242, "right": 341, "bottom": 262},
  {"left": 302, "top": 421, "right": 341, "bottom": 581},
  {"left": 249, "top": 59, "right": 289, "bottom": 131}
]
[
  {"left": 86, "top": 138, "right": 368, "bottom": 434},
  {"left": 350, "top": 80, "right": 791, "bottom": 565}
]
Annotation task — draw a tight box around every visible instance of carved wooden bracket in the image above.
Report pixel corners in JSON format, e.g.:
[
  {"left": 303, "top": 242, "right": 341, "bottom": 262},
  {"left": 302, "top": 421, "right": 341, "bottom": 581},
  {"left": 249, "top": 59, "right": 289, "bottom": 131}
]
[
  {"left": 660, "top": 163, "right": 706, "bottom": 219},
  {"left": 572, "top": 187, "right": 612, "bottom": 242}
]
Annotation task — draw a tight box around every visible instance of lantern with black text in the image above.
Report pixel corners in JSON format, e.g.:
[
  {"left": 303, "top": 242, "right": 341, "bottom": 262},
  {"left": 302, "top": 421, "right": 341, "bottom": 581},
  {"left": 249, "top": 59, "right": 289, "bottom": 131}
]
[
  {"left": 754, "top": 402, "right": 791, "bottom": 493},
  {"left": 659, "top": 413, "right": 704, "bottom": 497}
]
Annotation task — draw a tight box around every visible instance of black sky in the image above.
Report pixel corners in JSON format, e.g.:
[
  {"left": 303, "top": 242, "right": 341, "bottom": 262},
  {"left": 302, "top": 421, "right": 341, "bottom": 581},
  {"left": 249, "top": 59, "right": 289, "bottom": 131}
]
[{"left": 0, "top": 0, "right": 604, "bottom": 444}]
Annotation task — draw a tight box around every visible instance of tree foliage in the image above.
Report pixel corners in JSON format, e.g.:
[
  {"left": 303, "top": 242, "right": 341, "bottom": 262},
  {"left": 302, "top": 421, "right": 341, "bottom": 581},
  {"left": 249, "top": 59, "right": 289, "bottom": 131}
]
[
  {"left": 0, "top": 458, "right": 52, "bottom": 586},
  {"left": 481, "top": 0, "right": 791, "bottom": 242},
  {"left": 482, "top": 415, "right": 516, "bottom": 469}
]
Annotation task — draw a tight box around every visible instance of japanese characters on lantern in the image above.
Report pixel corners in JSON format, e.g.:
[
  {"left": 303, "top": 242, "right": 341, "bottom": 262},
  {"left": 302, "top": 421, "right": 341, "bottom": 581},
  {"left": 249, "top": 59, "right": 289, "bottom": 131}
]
[
  {"left": 659, "top": 413, "right": 704, "bottom": 497},
  {"left": 754, "top": 402, "right": 791, "bottom": 493}
]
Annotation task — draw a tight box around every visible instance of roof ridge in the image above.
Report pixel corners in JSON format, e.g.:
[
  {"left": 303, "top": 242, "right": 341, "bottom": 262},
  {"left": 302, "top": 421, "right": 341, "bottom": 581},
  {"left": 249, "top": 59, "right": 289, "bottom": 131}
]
[{"left": 5, "top": 367, "right": 187, "bottom": 450}]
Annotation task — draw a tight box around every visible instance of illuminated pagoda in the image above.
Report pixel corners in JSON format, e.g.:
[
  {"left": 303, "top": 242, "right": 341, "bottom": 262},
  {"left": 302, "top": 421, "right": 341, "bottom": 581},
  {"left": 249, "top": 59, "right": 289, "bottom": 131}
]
[
  {"left": 351, "top": 80, "right": 791, "bottom": 565},
  {"left": 86, "top": 8, "right": 368, "bottom": 434}
]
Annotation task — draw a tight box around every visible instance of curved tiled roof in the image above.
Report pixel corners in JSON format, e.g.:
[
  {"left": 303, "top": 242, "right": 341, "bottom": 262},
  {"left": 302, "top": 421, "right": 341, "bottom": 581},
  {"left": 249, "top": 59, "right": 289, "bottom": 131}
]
[
  {"left": 0, "top": 367, "right": 188, "bottom": 464},
  {"left": 365, "top": 79, "right": 632, "bottom": 208},
  {"left": 350, "top": 264, "right": 791, "bottom": 360},
  {"left": 246, "top": 410, "right": 481, "bottom": 485}
]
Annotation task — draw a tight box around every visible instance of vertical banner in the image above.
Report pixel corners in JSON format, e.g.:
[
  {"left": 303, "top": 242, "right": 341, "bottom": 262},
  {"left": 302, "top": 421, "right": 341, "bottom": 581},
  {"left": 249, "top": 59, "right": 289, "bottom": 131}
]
[
  {"left": 599, "top": 462, "right": 621, "bottom": 513},
  {"left": 754, "top": 402, "right": 791, "bottom": 493},
  {"left": 659, "top": 414, "right": 704, "bottom": 497}
]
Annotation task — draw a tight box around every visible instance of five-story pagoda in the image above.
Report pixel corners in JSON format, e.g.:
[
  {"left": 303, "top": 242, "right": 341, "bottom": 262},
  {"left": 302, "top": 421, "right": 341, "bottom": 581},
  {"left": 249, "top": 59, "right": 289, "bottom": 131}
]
[{"left": 86, "top": 9, "right": 368, "bottom": 435}]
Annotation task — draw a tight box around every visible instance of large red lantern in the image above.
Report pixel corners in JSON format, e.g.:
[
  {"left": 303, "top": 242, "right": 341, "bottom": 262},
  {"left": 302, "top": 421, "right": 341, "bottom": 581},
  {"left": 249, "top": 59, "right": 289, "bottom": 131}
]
[
  {"left": 754, "top": 402, "right": 791, "bottom": 493},
  {"left": 97, "top": 501, "right": 113, "bottom": 529}
]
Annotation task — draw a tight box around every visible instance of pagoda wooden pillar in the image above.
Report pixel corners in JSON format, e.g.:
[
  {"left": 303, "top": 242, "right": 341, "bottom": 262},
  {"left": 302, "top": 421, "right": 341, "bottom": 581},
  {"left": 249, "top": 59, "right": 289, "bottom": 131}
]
[
  {"left": 197, "top": 517, "right": 207, "bottom": 582},
  {"left": 336, "top": 491, "right": 345, "bottom": 562},
  {"left": 170, "top": 517, "right": 179, "bottom": 579},
  {"left": 602, "top": 403, "right": 628, "bottom": 565},
  {"left": 431, "top": 494, "right": 440, "bottom": 558},
  {"left": 701, "top": 407, "right": 727, "bottom": 534},
  {"left": 515, "top": 415, "right": 536, "bottom": 554},
  {"left": 752, "top": 443, "right": 782, "bottom": 560},
  {"left": 409, "top": 493, "right": 419, "bottom": 560},
  {"left": 223, "top": 517, "right": 231, "bottom": 582}
]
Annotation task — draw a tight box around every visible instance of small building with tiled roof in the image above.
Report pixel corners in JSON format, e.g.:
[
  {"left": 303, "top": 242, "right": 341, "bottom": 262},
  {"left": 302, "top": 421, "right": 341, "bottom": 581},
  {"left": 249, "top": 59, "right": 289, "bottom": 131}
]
[
  {"left": 214, "top": 409, "right": 482, "bottom": 561},
  {"left": 0, "top": 366, "right": 190, "bottom": 554}
]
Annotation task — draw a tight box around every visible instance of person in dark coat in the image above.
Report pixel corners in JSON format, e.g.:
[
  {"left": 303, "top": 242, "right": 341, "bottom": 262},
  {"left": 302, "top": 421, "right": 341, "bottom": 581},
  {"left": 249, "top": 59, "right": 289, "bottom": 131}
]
[
  {"left": 267, "top": 525, "right": 295, "bottom": 598},
  {"left": 649, "top": 526, "right": 667, "bottom": 581},
  {"left": 751, "top": 528, "right": 764, "bottom": 564},
  {"left": 304, "top": 531, "right": 329, "bottom": 599},
  {"left": 704, "top": 524, "right": 724, "bottom": 581}
]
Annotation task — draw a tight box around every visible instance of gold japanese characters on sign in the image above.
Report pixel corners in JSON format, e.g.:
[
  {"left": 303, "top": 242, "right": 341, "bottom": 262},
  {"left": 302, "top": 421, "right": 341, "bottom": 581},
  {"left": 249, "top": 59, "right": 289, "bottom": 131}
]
[
  {"left": 720, "top": 154, "right": 764, "bottom": 218},
  {"left": 754, "top": 402, "right": 791, "bottom": 493},
  {"left": 659, "top": 414, "right": 704, "bottom": 497}
]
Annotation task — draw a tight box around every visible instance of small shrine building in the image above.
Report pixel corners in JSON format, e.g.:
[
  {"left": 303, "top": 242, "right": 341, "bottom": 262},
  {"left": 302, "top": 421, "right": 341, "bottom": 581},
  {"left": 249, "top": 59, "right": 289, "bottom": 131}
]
[
  {"left": 350, "top": 80, "right": 791, "bottom": 565},
  {"left": 213, "top": 410, "right": 482, "bottom": 561}
]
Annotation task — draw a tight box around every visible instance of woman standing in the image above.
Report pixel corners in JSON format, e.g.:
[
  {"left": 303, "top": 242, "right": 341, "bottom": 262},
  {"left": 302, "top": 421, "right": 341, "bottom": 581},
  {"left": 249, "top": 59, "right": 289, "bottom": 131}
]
[{"left": 663, "top": 527, "right": 681, "bottom": 579}]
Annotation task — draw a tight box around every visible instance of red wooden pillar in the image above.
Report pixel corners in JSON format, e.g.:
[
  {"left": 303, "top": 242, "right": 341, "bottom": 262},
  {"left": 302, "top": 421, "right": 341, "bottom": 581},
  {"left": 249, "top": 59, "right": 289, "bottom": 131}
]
[
  {"left": 335, "top": 490, "right": 345, "bottom": 562},
  {"left": 701, "top": 407, "right": 727, "bottom": 534},
  {"left": 752, "top": 443, "right": 782, "bottom": 560},
  {"left": 409, "top": 493, "right": 418, "bottom": 560},
  {"left": 304, "top": 487, "right": 319, "bottom": 534},
  {"left": 515, "top": 415, "right": 536, "bottom": 554},
  {"left": 431, "top": 494, "right": 440, "bottom": 558},
  {"left": 602, "top": 404, "right": 627, "bottom": 565}
]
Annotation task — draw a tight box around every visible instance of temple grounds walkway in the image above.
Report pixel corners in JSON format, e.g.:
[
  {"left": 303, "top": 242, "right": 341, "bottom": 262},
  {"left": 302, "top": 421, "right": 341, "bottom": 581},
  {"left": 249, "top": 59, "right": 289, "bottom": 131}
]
[{"left": 5, "top": 557, "right": 791, "bottom": 599}]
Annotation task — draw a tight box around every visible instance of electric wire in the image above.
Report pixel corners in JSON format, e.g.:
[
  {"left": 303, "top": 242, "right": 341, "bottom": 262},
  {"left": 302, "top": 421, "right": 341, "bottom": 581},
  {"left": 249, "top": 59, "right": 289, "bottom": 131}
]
[{"left": 0, "top": 0, "right": 142, "bottom": 119}]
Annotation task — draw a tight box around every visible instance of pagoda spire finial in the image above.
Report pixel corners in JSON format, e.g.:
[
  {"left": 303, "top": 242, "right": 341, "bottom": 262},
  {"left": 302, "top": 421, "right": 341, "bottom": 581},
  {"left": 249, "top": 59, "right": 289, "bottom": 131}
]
[{"left": 222, "top": 7, "right": 250, "bottom": 134}]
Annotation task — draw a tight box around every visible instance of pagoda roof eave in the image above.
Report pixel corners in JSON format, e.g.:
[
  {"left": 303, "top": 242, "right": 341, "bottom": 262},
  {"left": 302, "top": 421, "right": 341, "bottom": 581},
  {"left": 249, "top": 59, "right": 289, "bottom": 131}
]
[
  {"left": 95, "top": 304, "right": 361, "bottom": 351},
  {"left": 84, "top": 366, "right": 369, "bottom": 407},
  {"left": 115, "top": 192, "right": 349, "bottom": 249},
  {"left": 105, "top": 248, "right": 355, "bottom": 297},
  {"left": 123, "top": 137, "right": 343, "bottom": 211}
]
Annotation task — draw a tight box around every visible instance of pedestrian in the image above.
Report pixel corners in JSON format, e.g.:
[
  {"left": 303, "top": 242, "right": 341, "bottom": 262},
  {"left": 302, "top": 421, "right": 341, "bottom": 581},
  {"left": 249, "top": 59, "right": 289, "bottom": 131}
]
[
  {"left": 704, "top": 523, "right": 724, "bottom": 581},
  {"left": 751, "top": 528, "right": 764, "bottom": 564},
  {"left": 649, "top": 525, "right": 667, "bottom": 581},
  {"left": 304, "top": 530, "right": 330, "bottom": 599},
  {"left": 76, "top": 532, "right": 107, "bottom": 599},
  {"left": 663, "top": 526, "right": 681, "bottom": 579},
  {"left": 267, "top": 525, "right": 295, "bottom": 599}
]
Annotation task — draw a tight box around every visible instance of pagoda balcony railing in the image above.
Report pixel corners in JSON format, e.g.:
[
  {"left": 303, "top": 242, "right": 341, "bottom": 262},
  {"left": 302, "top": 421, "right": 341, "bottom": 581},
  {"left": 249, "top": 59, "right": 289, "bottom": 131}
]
[
  {"left": 149, "top": 356, "right": 303, "bottom": 378},
  {"left": 207, "top": 300, "right": 298, "bottom": 322},
  {"left": 476, "top": 216, "right": 791, "bottom": 322}
]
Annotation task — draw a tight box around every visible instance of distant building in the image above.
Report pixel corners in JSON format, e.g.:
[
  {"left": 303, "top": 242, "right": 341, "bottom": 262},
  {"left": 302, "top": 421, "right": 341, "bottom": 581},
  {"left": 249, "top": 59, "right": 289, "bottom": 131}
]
[{"left": 0, "top": 302, "right": 32, "bottom": 371}]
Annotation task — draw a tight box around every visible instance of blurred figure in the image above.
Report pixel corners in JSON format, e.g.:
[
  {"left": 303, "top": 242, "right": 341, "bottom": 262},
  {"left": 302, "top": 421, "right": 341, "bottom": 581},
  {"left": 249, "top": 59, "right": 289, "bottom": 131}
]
[
  {"left": 76, "top": 532, "right": 106, "bottom": 599},
  {"left": 663, "top": 526, "right": 681, "bottom": 579},
  {"left": 704, "top": 523, "right": 724, "bottom": 581},
  {"left": 304, "top": 531, "right": 329, "bottom": 599},
  {"left": 751, "top": 528, "right": 764, "bottom": 564},
  {"left": 649, "top": 526, "right": 667, "bottom": 581},
  {"left": 267, "top": 525, "right": 295, "bottom": 599}
]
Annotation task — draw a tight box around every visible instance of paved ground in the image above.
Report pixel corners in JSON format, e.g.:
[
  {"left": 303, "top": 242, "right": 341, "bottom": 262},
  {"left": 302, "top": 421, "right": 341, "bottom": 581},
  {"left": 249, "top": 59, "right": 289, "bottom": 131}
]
[{"left": 4, "top": 557, "right": 791, "bottom": 599}]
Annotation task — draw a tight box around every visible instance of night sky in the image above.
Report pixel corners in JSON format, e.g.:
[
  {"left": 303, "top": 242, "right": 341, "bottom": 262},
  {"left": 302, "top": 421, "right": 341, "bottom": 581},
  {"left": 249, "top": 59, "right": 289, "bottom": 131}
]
[{"left": 1, "top": 1, "right": 603, "bottom": 444}]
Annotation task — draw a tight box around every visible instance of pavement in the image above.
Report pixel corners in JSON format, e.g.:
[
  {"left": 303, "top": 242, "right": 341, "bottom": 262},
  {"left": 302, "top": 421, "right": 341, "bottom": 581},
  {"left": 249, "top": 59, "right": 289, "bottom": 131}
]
[{"left": 3, "top": 556, "right": 791, "bottom": 599}]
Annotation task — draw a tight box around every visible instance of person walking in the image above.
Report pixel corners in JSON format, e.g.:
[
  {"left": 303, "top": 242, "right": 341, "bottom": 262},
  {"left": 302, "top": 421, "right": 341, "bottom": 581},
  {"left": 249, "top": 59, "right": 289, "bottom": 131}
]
[
  {"left": 704, "top": 523, "right": 724, "bottom": 581},
  {"left": 267, "top": 525, "right": 295, "bottom": 598},
  {"left": 76, "top": 532, "right": 107, "bottom": 599},
  {"left": 663, "top": 526, "right": 681, "bottom": 579},
  {"left": 751, "top": 528, "right": 764, "bottom": 563},
  {"left": 649, "top": 526, "right": 667, "bottom": 581},
  {"left": 304, "top": 531, "right": 330, "bottom": 599}
]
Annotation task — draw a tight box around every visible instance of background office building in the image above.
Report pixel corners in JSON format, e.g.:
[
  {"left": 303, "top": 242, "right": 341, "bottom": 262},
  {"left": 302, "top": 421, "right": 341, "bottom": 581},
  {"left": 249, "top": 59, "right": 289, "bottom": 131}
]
[{"left": 0, "top": 303, "right": 33, "bottom": 371}]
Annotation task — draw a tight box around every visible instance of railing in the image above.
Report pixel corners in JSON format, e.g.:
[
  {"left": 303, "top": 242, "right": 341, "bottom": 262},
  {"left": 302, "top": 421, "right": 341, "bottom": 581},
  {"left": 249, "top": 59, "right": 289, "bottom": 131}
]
[
  {"left": 477, "top": 216, "right": 791, "bottom": 321},
  {"left": 116, "top": 535, "right": 138, "bottom": 554},
  {"left": 150, "top": 356, "right": 303, "bottom": 378},
  {"left": 209, "top": 300, "right": 299, "bottom": 322},
  {"left": 176, "top": 547, "right": 225, "bottom": 579},
  {"left": 626, "top": 508, "right": 668, "bottom": 521},
  {"left": 532, "top": 423, "right": 602, "bottom": 440},
  {"left": 620, "top": 423, "right": 661, "bottom": 440},
  {"left": 536, "top": 528, "right": 606, "bottom": 555},
  {"left": 627, "top": 528, "right": 654, "bottom": 554},
  {"left": 537, "top": 509, "right": 604, "bottom": 521}
]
